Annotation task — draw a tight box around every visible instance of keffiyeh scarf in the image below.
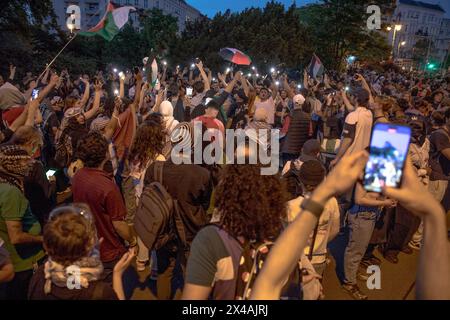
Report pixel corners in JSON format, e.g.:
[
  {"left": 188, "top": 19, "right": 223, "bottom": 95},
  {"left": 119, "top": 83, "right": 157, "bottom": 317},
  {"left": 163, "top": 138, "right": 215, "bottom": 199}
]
[
  {"left": 0, "top": 144, "right": 31, "bottom": 193},
  {"left": 44, "top": 247, "right": 104, "bottom": 294}
]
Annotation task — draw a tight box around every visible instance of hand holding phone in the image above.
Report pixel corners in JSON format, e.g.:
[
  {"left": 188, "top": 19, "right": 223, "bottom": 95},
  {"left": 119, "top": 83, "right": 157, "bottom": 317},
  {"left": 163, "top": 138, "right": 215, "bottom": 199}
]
[
  {"left": 186, "top": 87, "right": 193, "bottom": 97},
  {"left": 31, "top": 89, "right": 39, "bottom": 101},
  {"left": 46, "top": 169, "right": 56, "bottom": 181},
  {"left": 363, "top": 123, "right": 411, "bottom": 193}
]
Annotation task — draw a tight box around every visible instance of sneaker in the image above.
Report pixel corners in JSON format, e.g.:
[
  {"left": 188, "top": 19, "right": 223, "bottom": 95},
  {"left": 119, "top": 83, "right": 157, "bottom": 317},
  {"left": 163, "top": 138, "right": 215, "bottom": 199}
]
[
  {"left": 342, "top": 283, "right": 368, "bottom": 300},
  {"left": 401, "top": 246, "right": 413, "bottom": 255},
  {"left": 136, "top": 260, "right": 147, "bottom": 272},
  {"left": 408, "top": 241, "right": 421, "bottom": 250},
  {"left": 360, "top": 255, "right": 382, "bottom": 267}
]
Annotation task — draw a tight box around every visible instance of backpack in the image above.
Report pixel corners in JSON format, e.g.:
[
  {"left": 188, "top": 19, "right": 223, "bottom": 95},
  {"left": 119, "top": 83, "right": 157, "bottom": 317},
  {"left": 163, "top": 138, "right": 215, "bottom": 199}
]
[
  {"left": 282, "top": 161, "right": 303, "bottom": 200},
  {"left": 54, "top": 134, "right": 73, "bottom": 168},
  {"left": 134, "top": 161, "right": 187, "bottom": 252},
  {"left": 214, "top": 225, "right": 301, "bottom": 300}
]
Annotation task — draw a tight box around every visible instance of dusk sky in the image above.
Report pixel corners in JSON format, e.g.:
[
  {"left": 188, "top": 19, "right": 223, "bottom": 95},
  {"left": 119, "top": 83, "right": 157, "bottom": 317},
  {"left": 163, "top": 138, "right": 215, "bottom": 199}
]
[{"left": 186, "top": 0, "right": 318, "bottom": 17}]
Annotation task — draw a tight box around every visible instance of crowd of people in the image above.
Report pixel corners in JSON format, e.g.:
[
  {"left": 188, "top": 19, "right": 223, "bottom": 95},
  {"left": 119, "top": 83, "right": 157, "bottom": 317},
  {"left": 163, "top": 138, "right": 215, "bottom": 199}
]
[{"left": 0, "top": 57, "right": 449, "bottom": 300}]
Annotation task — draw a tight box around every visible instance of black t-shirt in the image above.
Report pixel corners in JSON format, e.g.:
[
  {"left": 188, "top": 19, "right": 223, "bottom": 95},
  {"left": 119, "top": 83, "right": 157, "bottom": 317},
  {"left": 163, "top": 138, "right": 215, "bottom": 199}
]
[{"left": 28, "top": 265, "right": 118, "bottom": 300}]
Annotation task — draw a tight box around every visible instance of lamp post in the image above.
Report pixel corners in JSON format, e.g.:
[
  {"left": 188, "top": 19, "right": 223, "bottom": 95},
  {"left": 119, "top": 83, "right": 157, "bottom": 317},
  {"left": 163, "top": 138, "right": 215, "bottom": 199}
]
[
  {"left": 388, "top": 24, "right": 402, "bottom": 59},
  {"left": 397, "top": 41, "right": 406, "bottom": 58}
]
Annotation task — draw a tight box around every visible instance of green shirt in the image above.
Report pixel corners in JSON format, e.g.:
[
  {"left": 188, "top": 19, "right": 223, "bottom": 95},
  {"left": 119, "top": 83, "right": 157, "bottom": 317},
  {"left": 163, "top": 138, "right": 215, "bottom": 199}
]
[{"left": 0, "top": 183, "right": 45, "bottom": 272}]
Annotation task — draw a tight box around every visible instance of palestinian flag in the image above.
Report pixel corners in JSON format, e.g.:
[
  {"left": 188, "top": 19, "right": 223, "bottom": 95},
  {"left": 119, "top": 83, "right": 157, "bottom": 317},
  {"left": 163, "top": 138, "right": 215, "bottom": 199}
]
[
  {"left": 79, "top": 2, "right": 135, "bottom": 41},
  {"left": 308, "top": 54, "right": 325, "bottom": 79}
]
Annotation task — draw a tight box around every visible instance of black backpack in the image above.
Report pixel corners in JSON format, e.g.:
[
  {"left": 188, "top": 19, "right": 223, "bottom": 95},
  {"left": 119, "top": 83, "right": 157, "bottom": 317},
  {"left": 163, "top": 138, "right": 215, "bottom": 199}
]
[
  {"left": 282, "top": 161, "right": 303, "bottom": 200},
  {"left": 134, "top": 161, "right": 187, "bottom": 251}
]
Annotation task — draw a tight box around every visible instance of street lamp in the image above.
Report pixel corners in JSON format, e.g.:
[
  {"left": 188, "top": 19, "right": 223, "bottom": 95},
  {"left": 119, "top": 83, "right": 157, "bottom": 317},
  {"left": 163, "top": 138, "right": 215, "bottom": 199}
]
[
  {"left": 388, "top": 24, "right": 402, "bottom": 59},
  {"left": 397, "top": 41, "right": 406, "bottom": 57}
]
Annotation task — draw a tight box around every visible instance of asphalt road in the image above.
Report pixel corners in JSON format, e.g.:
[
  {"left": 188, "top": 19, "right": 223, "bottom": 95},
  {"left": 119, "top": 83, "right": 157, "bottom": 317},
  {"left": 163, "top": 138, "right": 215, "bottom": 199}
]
[{"left": 127, "top": 236, "right": 419, "bottom": 301}]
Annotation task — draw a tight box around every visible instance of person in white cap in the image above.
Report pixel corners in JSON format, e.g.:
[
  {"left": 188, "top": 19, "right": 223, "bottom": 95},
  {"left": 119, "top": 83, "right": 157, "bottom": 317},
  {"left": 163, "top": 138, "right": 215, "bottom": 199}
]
[{"left": 281, "top": 93, "right": 313, "bottom": 166}]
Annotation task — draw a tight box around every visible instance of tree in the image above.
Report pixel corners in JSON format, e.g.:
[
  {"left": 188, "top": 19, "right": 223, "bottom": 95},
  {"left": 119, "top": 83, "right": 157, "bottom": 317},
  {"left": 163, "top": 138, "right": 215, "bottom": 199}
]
[
  {"left": 174, "top": 2, "right": 313, "bottom": 71},
  {"left": 0, "top": 0, "right": 58, "bottom": 77},
  {"left": 298, "top": 0, "right": 394, "bottom": 70}
]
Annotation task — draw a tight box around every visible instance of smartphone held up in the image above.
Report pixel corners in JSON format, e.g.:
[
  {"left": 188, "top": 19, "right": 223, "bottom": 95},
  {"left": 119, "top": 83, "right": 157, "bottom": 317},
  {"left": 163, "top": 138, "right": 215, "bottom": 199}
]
[{"left": 363, "top": 123, "right": 411, "bottom": 193}]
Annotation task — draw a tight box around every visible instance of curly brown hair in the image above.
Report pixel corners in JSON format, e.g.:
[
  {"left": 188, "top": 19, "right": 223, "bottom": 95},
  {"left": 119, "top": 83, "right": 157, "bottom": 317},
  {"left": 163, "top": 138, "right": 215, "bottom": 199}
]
[
  {"left": 128, "top": 119, "right": 165, "bottom": 167},
  {"left": 76, "top": 131, "right": 108, "bottom": 168},
  {"left": 215, "top": 164, "right": 287, "bottom": 242}
]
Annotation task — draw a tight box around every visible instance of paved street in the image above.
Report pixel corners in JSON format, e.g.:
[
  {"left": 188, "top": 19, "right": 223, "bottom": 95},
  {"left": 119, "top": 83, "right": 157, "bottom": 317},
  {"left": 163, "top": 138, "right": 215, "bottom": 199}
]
[{"left": 126, "top": 232, "right": 420, "bottom": 300}]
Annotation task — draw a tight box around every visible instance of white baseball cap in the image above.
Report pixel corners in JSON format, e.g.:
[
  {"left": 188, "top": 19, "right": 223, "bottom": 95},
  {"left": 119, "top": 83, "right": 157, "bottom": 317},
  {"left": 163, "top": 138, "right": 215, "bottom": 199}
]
[{"left": 293, "top": 94, "right": 305, "bottom": 105}]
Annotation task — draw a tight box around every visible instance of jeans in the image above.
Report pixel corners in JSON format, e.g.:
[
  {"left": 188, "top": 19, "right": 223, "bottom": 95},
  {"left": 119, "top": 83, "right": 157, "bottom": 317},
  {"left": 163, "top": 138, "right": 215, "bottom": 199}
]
[{"left": 344, "top": 211, "right": 377, "bottom": 285}]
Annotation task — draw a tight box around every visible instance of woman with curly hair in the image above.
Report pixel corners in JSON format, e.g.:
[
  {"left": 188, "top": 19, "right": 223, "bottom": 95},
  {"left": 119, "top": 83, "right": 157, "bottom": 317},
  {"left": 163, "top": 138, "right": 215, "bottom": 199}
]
[
  {"left": 182, "top": 163, "right": 288, "bottom": 300},
  {"left": 122, "top": 117, "right": 166, "bottom": 272}
]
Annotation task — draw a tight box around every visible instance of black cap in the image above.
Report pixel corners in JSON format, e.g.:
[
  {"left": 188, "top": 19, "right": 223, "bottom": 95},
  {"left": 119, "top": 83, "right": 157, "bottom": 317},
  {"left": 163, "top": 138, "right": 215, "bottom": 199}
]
[{"left": 206, "top": 99, "right": 220, "bottom": 110}]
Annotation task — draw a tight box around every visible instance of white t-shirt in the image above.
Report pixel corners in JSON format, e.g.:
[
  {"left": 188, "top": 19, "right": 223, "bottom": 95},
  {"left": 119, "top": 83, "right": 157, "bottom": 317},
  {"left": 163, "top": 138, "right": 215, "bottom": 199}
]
[
  {"left": 343, "top": 107, "right": 373, "bottom": 156},
  {"left": 287, "top": 195, "right": 340, "bottom": 264},
  {"left": 255, "top": 97, "right": 275, "bottom": 125}
]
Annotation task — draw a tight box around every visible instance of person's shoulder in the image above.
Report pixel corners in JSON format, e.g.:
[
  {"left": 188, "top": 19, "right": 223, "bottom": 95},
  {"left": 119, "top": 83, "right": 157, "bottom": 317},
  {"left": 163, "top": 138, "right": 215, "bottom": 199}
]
[{"left": 0, "top": 183, "right": 23, "bottom": 201}]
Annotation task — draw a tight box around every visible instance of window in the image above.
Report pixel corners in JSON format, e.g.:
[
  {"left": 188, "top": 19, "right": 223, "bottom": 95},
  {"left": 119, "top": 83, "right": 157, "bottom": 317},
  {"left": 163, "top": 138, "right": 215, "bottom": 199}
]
[
  {"left": 135, "top": 0, "right": 139, "bottom": 6},
  {"left": 144, "top": 0, "right": 148, "bottom": 8},
  {"left": 126, "top": 0, "right": 130, "bottom": 5}
]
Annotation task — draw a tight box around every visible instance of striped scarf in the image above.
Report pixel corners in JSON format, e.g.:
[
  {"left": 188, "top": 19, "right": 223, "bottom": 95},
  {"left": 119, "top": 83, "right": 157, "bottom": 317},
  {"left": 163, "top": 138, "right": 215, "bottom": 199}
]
[{"left": 0, "top": 144, "right": 31, "bottom": 193}]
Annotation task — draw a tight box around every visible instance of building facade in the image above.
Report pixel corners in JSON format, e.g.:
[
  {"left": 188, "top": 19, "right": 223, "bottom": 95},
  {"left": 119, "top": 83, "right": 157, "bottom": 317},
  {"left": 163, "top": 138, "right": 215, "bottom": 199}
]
[
  {"left": 388, "top": 0, "right": 448, "bottom": 67},
  {"left": 52, "top": 0, "right": 202, "bottom": 32}
]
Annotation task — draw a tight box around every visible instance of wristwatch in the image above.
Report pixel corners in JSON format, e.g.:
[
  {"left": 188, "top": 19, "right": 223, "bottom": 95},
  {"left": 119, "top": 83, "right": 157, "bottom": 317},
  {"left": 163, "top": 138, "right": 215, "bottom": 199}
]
[{"left": 300, "top": 198, "right": 325, "bottom": 219}]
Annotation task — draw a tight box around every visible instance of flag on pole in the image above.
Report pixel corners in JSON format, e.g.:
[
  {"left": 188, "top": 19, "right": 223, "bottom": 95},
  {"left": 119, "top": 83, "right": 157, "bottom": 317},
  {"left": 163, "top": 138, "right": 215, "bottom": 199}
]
[
  {"left": 79, "top": 2, "right": 135, "bottom": 41},
  {"left": 308, "top": 54, "right": 325, "bottom": 79}
]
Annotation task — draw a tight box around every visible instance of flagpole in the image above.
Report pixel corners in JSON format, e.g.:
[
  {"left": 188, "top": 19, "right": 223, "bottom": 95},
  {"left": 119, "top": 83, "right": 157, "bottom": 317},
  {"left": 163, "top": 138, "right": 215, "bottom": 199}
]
[
  {"left": 37, "top": 33, "right": 78, "bottom": 81},
  {"left": 36, "top": 0, "right": 109, "bottom": 81}
]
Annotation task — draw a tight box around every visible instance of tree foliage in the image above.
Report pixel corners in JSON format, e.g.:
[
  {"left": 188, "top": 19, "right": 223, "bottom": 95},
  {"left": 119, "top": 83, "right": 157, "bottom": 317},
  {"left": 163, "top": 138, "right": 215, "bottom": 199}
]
[
  {"left": 298, "top": 0, "right": 394, "bottom": 70},
  {"left": 173, "top": 2, "right": 314, "bottom": 71},
  {"left": 1, "top": 1, "right": 396, "bottom": 79}
]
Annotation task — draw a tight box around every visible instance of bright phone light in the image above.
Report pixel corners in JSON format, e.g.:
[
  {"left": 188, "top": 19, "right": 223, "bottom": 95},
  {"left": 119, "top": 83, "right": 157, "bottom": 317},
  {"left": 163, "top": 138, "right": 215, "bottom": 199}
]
[
  {"left": 114, "top": 89, "right": 119, "bottom": 96},
  {"left": 113, "top": 68, "right": 118, "bottom": 73},
  {"left": 275, "top": 81, "right": 280, "bottom": 86},
  {"left": 297, "top": 84, "right": 302, "bottom": 89},
  {"left": 270, "top": 67, "right": 275, "bottom": 73}
]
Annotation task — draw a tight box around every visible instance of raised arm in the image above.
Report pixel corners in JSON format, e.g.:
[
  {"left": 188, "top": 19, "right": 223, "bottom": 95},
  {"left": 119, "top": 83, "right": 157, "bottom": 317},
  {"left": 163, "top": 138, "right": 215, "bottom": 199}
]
[
  {"left": 36, "top": 74, "right": 59, "bottom": 103},
  {"left": 104, "top": 101, "right": 120, "bottom": 141},
  {"left": 25, "top": 99, "right": 40, "bottom": 127},
  {"left": 119, "top": 75, "right": 125, "bottom": 99},
  {"left": 78, "top": 77, "right": 90, "bottom": 108},
  {"left": 356, "top": 74, "right": 374, "bottom": 104},
  {"left": 196, "top": 60, "right": 210, "bottom": 92},
  {"left": 341, "top": 89, "right": 355, "bottom": 112},
  {"left": 217, "top": 73, "right": 228, "bottom": 87},
  {"left": 303, "top": 69, "right": 309, "bottom": 89},
  {"left": 8, "top": 64, "right": 16, "bottom": 82},
  {"left": 270, "top": 80, "right": 278, "bottom": 100},
  {"left": 282, "top": 75, "right": 295, "bottom": 99},
  {"left": 383, "top": 158, "right": 450, "bottom": 300},
  {"left": 84, "top": 80, "right": 103, "bottom": 120},
  {"left": 251, "top": 151, "right": 369, "bottom": 299}
]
